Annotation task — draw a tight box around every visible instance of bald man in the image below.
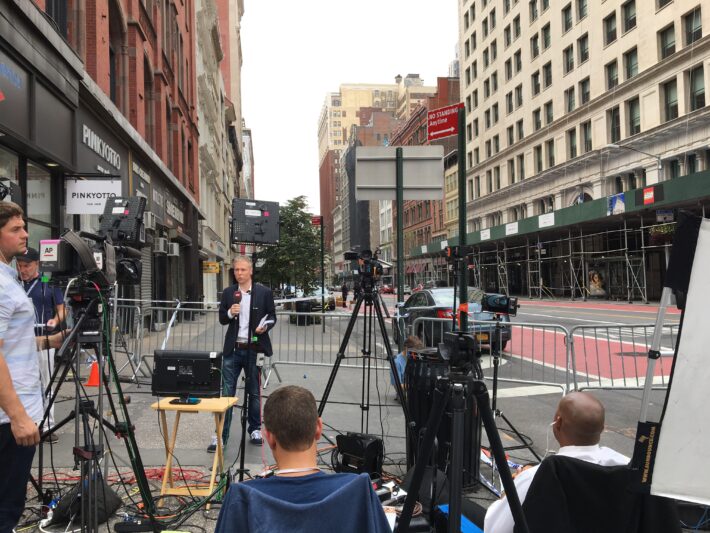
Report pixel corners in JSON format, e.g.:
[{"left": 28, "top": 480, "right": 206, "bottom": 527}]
[{"left": 484, "top": 392, "right": 629, "bottom": 533}]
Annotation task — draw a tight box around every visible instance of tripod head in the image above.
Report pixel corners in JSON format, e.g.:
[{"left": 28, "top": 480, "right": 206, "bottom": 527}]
[{"left": 344, "top": 248, "right": 384, "bottom": 303}]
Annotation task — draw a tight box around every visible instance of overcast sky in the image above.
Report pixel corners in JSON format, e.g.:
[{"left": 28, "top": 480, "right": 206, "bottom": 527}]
[{"left": 241, "top": 1, "right": 459, "bottom": 215}]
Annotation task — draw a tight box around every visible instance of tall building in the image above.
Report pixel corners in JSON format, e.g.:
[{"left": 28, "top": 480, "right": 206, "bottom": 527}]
[
  {"left": 448, "top": 0, "right": 710, "bottom": 299},
  {"left": 196, "top": 0, "right": 239, "bottom": 302},
  {"left": 1, "top": 0, "right": 203, "bottom": 306}
]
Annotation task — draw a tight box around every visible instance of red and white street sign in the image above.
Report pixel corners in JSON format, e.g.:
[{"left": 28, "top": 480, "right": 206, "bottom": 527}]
[
  {"left": 427, "top": 103, "right": 463, "bottom": 142},
  {"left": 311, "top": 215, "right": 322, "bottom": 226}
]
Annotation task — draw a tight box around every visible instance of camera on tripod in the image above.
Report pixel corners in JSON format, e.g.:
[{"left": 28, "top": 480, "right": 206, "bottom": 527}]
[
  {"left": 39, "top": 197, "right": 146, "bottom": 297},
  {"left": 344, "top": 248, "right": 384, "bottom": 292},
  {"left": 438, "top": 331, "right": 481, "bottom": 373}
]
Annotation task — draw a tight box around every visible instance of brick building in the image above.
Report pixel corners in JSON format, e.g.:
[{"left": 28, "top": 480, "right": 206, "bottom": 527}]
[{"left": 0, "top": 0, "right": 204, "bottom": 304}]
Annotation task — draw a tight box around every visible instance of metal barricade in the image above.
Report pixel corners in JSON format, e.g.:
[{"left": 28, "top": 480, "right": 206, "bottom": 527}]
[
  {"left": 568, "top": 323, "right": 679, "bottom": 391},
  {"left": 111, "top": 303, "right": 143, "bottom": 378},
  {"left": 411, "top": 317, "right": 571, "bottom": 393}
]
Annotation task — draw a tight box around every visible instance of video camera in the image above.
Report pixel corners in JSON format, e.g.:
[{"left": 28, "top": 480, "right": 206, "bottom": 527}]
[
  {"left": 481, "top": 294, "right": 519, "bottom": 316},
  {"left": 344, "top": 248, "right": 383, "bottom": 293},
  {"left": 39, "top": 197, "right": 146, "bottom": 297}
]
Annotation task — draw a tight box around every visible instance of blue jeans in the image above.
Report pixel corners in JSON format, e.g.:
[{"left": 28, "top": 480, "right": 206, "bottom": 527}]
[
  {"left": 222, "top": 349, "right": 261, "bottom": 444},
  {"left": 0, "top": 423, "right": 36, "bottom": 532}
]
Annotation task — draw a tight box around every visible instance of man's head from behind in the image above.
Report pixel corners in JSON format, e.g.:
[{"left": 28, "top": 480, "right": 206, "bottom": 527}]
[
  {"left": 0, "top": 201, "right": 27, "bottom": 264},
  {"left": 552, "top": 391, "right": 605, "bottom": 447},
  {"left": 263, "top": 385, "right": 322, "bottom": 454}
]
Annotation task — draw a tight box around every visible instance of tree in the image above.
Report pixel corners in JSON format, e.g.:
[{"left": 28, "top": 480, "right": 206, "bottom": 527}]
[{"left": 257, "top": 196, "right": 321, "bottom": 293}]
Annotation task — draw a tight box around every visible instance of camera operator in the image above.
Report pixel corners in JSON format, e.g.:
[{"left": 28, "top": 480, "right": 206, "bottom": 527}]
[
  {"left": 0, "top": 202, "right": 65, "bottom": 531},
  {"left": 16, "top": 247, "right": 65, "bottom": 442},
  {"left": 209, "top": 255, "right": 276, "bottom": 452}
]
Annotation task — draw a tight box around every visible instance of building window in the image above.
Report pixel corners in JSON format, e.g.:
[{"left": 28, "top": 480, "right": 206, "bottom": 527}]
[
  {"left": 563, "top": 45, "right": 574, "bottom": 74},
  {"left": 516, "top": 119, "right": 524, "bottom": 140},
  {"left": 546, "top": 139, "right": 555, "bottom": 167},
  {"left": 490, "top": 8, "right": 497, "bottom": 29},
  {"left": 486, "top": 171, "right": 493, "bottom": 193},
  {"left": 504, "top": 26, "right": 512, "bottom": 47},
  {"left": 532, "top": 71, "right": 541, "bottom": 96},
  {"left": 508, "top": 159, "right": 516, "bottom": 183},
  {"left": 514, "top": 50, "right": 523, "bottom": 72},
  {"left": 659, "top": 25, "right": 676, "bottom": 59},
  {"left": 515, "top": 84, "right": 523, "bottom": 107},
  {"left": 491, "top": 40, "right": 498, "bottom": 61},
  {"left": 604, "top": 12, "right": 617, "bottom": 45},
  {"left": 542, "top": 23, "right": 551, "bottom": 49},
  {"left": 684, "top": 7, "right": 702, "bottom": 45},
  {"left": 507, "top": 125, "right": 515, "bottom": 145},
  {"left": 567, "top": 128, "right": 578, "bottom": 158},
  {"left": 543, "top": 62, "right": 552, "bottom": 88},
  {"left": 530, "top": 0, "right": 538, "bottom": 21},
  {"left": 577, "top": 0, "right": 587, "bottom": 20},
  {"left": 658, "top": 0, "right": 672, "bottom": 7},
  {"left": 505, "top": 59, "right": 513, "bottom": 80},
  {"left": 663, "top": 78, "right": 678, "bottom": 121},
  {"left": 565, "top": 87, "right": 576, "bottom": 112},
  {"left": 579, "top": 77, "right": 590, "bottom": 104},
  {"left": 669, "top": 159, "right": 681, "bottom": 179},
  {"left": 517, "top": 154, "right": 526, "bottom": 179},
  {"left": 534, "top": 145, "right": 543, "bottom": 172},
  {"left": 45, "top": 0, "right": 68, "bottom": 38},
  {"left": 533, "top": 108, "right": 542, "bottom": 131},
  {"left": 689, "top": 65, "right": 706, "bottom": 111},
  {"left": 608, "top": 105, "right": 621, "bottom": 143},
  {"left": 578, "top": 34, "right": 589, "bottom": 63},
  {"left": 562, "top": 3, "right": 573, "bottom": 32},
  {"left": 606, "top": 60, "right": 618, "bottom": 90},
  {"left": 622, "top": 1, "right": 636, "bottom": 32},
  {"left": 624, "top": 47, "right": 638, "bottom": 79},
  {"left": 513, "top": 15, "right": 521, "bottom": 37},
  {"left": 541, "top": 0, "right": 549, "bottom": 11},
  {"left": 627, "top": 97, "right": 641, "bottom": 135},
  {"left": 531, "top": 34, "right": 540, "bottom": 58},
  {"left": 506, "top": 92, "right": 514, "bottom": 113},
  {"left": 473, "top": 89, "right": 479, "bottom": 108},
  {"left": 545, "top": 100, "right": 553, "bottom": 124},
  {"left": 483, "top": 49, "right": 490, "bottom": 68},
  {"left": 494, "top": 166, "right": 501, "bottom": 189},
  {"left": 581, "top": 120, "right": 592, "bottom": 152}
]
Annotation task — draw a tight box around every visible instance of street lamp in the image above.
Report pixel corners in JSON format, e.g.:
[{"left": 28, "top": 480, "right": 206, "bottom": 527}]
[{"left": 605, "top": 143, "right": 663, "bottom": 182}]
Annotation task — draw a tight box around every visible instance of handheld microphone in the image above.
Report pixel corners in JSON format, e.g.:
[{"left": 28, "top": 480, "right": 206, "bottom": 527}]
[{"left": 234, "top": 290, "right": 242, "bottom": 304}]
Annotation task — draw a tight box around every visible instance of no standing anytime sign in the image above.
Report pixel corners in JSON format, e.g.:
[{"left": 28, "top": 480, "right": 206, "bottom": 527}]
[{"left": 427, "top": 103, "right": 463, "bottom": 142}]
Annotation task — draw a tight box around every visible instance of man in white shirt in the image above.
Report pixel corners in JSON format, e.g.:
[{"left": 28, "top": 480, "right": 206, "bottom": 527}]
[
  {"left": 484, "top": 391, "right": 629, "bottom": 533},
  {"left": 0, "top": 202, "right": 65, "bottom": 531}
]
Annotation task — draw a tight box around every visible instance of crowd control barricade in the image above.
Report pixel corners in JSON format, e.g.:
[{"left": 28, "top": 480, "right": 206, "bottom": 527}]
[
  {"left": 411, "top": 317, "right": 571, "bottom": 394},
  {"left": 268, "top": 311, "right": 395, "bottom": 372},
  {"left": 568, "top": 323, "right": 679, "bottom": 391},
  {"left": 111, "top": 302, "right": 144, "bottom": 379}
]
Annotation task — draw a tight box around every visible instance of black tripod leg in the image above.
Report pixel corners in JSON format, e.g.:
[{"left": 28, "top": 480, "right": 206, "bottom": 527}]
[
  {"left": 448, "top": 383, "right": 466, "bottom": 533},
  {"left": 372, "top": 293, "right": 412, "bottom": 431},
  {"left": 498, "top": 412, "right": 542, "bottom": 462},
  {"left": 395, "top": 379, "right": 450, "bottom": 533},
  {"left": 318, "top": 293, "right": 365, "bottom": 417},
  {"left": 473, "top": 381, "right": 530, "bottom": 533}
]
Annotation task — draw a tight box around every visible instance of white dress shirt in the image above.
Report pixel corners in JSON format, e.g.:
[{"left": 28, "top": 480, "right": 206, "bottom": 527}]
[
  {"left": 484, "top": 444, "right": 630, "bottom": 533},
  {"left": 227, "top": 286, "right": 252, "bottom": 343}
]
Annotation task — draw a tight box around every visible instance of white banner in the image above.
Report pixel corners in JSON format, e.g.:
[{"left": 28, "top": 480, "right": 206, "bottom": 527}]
[
  {"left": 538, "top": 212, "right": 555, "bottom": 228},
  {"left": 66, "top": 179, "right": 121, "bottom": 214},
  {"left": 480, "top": 229, "right": 491, "bottom": 241},
  {"left": 505, "top": 222, "right": 519, "bottom": 236}
]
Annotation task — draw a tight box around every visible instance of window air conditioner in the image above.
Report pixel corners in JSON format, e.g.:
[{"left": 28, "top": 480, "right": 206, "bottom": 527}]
[
  {"left": 168, "top": 243, "right": 180, "bottom": 257},
  {"left": 154, "top": 237, "right": 168, "bottom": 254}
]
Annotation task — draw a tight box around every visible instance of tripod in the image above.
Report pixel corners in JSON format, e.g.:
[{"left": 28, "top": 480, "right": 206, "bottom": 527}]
[
  {"left": 396, "top": 363, "right": 530, "bottom": 533},
  {"left": 36, "top": 294, "right": 160, "bottom": 532},
  {"left": 318, "top": 277, "right": 412, "bottom": 439}
]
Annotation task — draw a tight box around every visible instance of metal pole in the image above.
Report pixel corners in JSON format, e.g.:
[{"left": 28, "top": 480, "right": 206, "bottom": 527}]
[
  {"left": 396, "top": 147, "right": 404, "bottom": 351},
  {"left": 457, "top": 106, "right": 468, "bottom": 331}
]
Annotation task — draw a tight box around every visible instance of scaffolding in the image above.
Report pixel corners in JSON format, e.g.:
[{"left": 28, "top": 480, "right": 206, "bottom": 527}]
[{"left": 460, "top": 215, "right": 681, "bottom": 302}]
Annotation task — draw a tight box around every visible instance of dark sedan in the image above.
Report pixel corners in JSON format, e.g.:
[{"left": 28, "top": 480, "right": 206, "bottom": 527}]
[{"left": 392, "top": 287, "right": 512, "bottom": 351}]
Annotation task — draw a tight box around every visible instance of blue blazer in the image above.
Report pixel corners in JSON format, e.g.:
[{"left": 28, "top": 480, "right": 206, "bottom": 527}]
[{"left": 219, "top": 283, "right": 276, "bottom": 356}]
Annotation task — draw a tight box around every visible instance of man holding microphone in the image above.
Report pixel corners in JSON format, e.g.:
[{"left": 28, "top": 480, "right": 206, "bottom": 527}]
[
  {"left": 0, "top": 201, "right": 65, "bottom": 531},
  {"left": 209, "top": 255, "right": 276, "bottom": 452}
]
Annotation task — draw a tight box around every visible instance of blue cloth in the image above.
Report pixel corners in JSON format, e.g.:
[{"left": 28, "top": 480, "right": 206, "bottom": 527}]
[
  {"left": 0, "top": 423, "right": 36, "bottom": 532},
  {"left": 437, "top": 504, "right": 484, "bottom": 533},
  {"left": 215, "top": 472, "right": 391, "bottom": 533},
  {"left": 221, "top": 348, "right": 261, "bottom": 443},
  {"left": 23, "top": 277, "right": 63, "bottom": 335},
  {"left": 390, "top": 352, "right": 407, "bottom": 386}
]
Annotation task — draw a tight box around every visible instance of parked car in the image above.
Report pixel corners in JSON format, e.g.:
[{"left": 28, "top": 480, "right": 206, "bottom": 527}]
[
  {"left": 392, "top": 287, "right": 512, "bottom": 352},
  {"left": 379, "top": 284, "right": 395, "bottom": 294}
]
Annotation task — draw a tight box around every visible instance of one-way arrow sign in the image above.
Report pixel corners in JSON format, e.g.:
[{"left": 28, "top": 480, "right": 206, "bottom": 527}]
[{"left": 427, "top": 103, "right": 463, "bottom": 142}]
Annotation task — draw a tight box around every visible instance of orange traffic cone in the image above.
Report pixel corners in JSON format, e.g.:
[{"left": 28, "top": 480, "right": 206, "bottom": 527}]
[{"left": 85, "top": 361, "right": 100, "bottom": 387}]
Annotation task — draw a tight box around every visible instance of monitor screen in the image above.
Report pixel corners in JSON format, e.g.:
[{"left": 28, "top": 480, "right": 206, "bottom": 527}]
[{"left": 152, "top": 350, "right": 222, "bottom": 404}]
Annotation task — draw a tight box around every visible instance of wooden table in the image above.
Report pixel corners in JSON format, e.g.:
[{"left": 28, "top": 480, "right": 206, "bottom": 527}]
[{"left": 151, "top": 397, "right": 238, "bottom": 508}]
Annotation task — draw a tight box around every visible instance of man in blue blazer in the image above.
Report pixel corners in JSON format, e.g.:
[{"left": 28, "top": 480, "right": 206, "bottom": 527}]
[{"left": 208, "top": 255, "right": 276, "bottom": 452}]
